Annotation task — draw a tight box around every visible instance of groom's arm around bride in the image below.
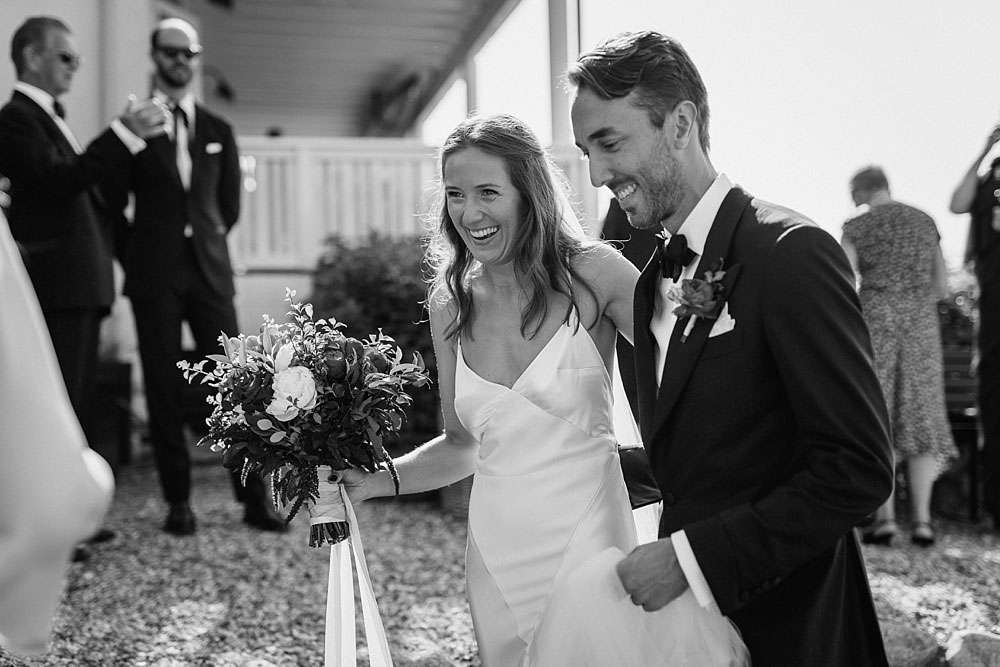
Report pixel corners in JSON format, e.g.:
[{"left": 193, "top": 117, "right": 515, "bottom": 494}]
[{"left": 569, "top": 31, "right": 894, "bottom": 667}]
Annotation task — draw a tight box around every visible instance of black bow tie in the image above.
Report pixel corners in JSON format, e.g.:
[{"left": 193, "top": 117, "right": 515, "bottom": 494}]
[
  {"left": 656, "top": 232, "right": 697, "bottom": 281},
  {"left": 53, "top": 100, "right": 66, "bottom": 119}
]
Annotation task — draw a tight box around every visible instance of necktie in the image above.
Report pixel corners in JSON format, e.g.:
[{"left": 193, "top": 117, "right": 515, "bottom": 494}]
[
  {"left": 173, "top": 104, "right": 192, "bottom": 190},
  {"left": 657, "top": 233, "right": 697, "bottom": 282},
  {"left": 51, "top": 99, "right": 81, "bottom": 154}
]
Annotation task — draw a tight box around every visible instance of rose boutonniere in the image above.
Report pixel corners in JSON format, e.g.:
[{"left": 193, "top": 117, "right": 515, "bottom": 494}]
[{"left": 666, "top": 258, "right": 727, "bottom": 342}]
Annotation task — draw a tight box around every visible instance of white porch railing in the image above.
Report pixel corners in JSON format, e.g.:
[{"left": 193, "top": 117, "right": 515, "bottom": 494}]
[{"left": 232, "top": 136, "right": 602, "bottom": 274}]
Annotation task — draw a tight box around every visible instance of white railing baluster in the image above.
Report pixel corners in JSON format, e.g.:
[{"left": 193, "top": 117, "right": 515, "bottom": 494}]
[{"left": 232, "top": 137, "right": 600, "bottom": 273}]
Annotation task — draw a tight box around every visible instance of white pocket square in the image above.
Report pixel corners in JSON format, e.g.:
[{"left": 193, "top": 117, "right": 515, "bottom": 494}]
[
  {"left": 709, "top": 304, "right": 736, "bottom": 338},
  {"left": 205, "top": 142, "right": 223, "bottom": 154}
]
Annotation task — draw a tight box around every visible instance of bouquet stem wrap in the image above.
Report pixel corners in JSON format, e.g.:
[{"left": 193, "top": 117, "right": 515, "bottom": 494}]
[
  {"left": 308, "top": 466, "right": 351, "bottom": 547},
  {"left": 313, "top": 467, "right": 393, "bottom": 667}
]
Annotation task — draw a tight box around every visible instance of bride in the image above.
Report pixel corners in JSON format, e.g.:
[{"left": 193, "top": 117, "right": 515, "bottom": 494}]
[{"left": 339, "top": 113, "right": 747, "bottom": 667}]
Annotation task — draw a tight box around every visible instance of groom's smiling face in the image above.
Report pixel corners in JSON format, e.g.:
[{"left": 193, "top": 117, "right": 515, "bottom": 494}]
[{"left": 571, "top": 87, "right": 685, "bottom": 233}]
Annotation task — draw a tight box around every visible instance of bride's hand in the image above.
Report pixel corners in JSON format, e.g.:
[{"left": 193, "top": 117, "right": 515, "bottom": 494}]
[{"left": 329, "top": 467, "right": 375, "bottom": 504}]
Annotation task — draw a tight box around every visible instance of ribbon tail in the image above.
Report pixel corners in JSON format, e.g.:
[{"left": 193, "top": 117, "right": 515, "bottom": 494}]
[
  {"left": 343, "top": 486, "right": 394, "bottom": 667},
  {"left": 325, "top": 538, "right": 356, "bottom": 667}
]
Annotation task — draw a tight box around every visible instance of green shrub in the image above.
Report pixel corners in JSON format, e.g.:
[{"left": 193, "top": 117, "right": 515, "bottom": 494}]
[{"left": 309, "top": 231, "right": 439, "bottom": 455}]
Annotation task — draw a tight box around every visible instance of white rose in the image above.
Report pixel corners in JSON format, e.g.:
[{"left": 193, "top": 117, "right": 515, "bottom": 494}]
[{"left": 266, "top": 365, "right": 318, "bottom": 422}]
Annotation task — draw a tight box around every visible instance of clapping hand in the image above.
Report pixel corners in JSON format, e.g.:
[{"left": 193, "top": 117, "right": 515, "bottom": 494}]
[
  {"left": 119, "top": 95, "right": 171, "bottom": 139},
  {"left": 986, "top": 124, "right": 1000, "bottom": 151},
  {"left": 615, "top": 537, "right": 689, "bottom": 612}
]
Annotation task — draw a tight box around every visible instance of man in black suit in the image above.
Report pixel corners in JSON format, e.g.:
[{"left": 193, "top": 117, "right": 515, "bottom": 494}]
[
  {"left": 0, "top": 16, "right": 167, "bottom": 431},
  {"left": 0, "top": 17, "right": 168, "bottom": 559},
  {"left": 570, "top": 31, "right": 894, "bottom": 665},
  {"left": 103, "top": 18, "right": 283, "bottom": 536}
]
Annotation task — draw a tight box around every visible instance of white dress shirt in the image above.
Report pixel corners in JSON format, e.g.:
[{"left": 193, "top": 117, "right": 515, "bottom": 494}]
[
  {"left": 650, "top": 172, "right": 733, "bottom": 610},
  {"left": 155, "top": 90, "right": 195, "bottom": 188}
]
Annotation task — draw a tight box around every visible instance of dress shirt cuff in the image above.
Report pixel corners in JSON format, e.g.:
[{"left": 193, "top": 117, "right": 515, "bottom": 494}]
[
  {"left": 670, "top": 529, "right": 716, "bottom": 608},
  {"left": 110, "top": 119, "right": 146, "bottom": 154}
]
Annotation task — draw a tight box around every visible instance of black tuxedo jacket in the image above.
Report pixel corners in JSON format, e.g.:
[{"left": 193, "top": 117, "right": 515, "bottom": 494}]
[
  {"left": 0, "top": 90, "right": 130, "bottom": 310},
  {"left": 634, "top": 187, "right": 893, "bottom": 666},
  {"left": 104, "top": 103, "right": 241, "bottom": 299}
]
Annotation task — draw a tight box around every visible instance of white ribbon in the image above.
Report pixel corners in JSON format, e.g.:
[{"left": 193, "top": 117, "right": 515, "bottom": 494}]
[{"left": 323, "top": 484, "right": 393, "bottom": 667}]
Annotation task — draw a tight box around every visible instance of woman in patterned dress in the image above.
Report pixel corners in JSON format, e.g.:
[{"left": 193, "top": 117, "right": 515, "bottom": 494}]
[{"left": 841, "top": 166, "right": 958, "bottom": 547}]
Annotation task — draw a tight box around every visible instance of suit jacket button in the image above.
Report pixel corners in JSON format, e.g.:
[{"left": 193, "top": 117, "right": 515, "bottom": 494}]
[{"left": 662, "top": 492, "right": 676, "bottom": 506}]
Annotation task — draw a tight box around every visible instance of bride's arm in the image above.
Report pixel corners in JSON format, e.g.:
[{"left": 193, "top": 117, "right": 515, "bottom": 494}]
[
  {"left": 344, "top": 297, "right": 478, "bottom": 501},
  {"left": 589, "top": 244, "right": 639, "bottom": 345}
]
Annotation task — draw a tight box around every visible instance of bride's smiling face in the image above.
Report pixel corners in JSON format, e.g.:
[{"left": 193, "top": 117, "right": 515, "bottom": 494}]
[{"left": 443, "top": 147, "right": 525, "bottom": 267}]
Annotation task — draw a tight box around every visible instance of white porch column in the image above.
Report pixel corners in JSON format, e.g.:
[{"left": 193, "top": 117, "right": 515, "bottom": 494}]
[
  {"left": 548, "top": 0, "right": 578, "bottom": 146},
  {"left": 464, "top": 55, "right": 478, "bottom": 116},
  {"left": 98, "top": 0, "right": 156, "bottom": 124}
]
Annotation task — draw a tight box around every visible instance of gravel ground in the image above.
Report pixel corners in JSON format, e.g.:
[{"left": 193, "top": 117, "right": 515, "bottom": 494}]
[{"left": 1, "top": 456, "right": 997, "bottom": 667}]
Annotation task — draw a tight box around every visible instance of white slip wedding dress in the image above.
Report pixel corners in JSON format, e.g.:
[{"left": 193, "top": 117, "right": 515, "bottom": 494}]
[{"left": 454, "top": 318, "right": 749, "bottom": 667}]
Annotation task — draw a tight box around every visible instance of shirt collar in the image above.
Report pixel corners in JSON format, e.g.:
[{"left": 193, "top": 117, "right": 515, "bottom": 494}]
[
  {"left": 669, "top": 172, "right": 733, "bottom": 257},
  {"left": 14, "top": 82, "right": 59, "bottom": 119}
]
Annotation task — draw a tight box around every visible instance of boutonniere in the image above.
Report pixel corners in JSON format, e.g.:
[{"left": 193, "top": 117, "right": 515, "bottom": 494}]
[{"left": 666, "top": 258, "right": 727, "bottom": 342}]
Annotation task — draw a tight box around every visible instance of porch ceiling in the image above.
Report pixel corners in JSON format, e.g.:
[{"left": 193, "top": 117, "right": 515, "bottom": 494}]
[{"left": 198, "top": 0, "right": 521, "bottom": 136}]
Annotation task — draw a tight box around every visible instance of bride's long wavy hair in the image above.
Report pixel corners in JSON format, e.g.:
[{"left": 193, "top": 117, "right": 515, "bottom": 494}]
[{"left": 425, "top": 113, "right": 600, "bottom": 341}]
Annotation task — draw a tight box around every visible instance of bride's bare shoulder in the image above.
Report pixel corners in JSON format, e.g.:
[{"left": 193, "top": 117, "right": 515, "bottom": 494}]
[{"left": 572, "top": 242, "right": 640, "bottom": 290}]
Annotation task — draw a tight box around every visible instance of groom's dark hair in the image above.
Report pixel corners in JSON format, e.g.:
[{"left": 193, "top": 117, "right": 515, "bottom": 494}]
[{"left": 566, "top": 30, "right": 711, "bottom": 152}]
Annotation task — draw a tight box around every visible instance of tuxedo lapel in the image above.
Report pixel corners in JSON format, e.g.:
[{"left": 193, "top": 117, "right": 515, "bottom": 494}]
[
  {"left": 186, "top": 106, "right": 203, "bottom": 185},
  {"left": 151, "top": 131, "right": 184, "bottom": 188},
  {"left": 15, "top": 92, "right": 75, "bottom": 159},
  {"left": 17, "top": 94, "right": 108, "bottom": 212},
  {"left": 649, "top": 187, "right": 751, "bottom": 439},
  {"left": 633, "top": 250, "right": 661, "bottom": 438}
]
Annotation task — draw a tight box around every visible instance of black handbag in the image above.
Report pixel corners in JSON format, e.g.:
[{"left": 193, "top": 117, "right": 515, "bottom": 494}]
[{"left": 618, "top": 444, "right": 661, "bottom": 510}]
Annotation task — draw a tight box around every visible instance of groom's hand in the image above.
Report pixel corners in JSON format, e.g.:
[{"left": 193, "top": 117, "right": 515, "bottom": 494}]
[{"left": 616, "top": 538, "right": 689, "bottom": 612}]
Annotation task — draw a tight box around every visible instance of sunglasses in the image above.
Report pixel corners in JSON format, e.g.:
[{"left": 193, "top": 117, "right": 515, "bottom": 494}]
[
  {"left": 157, "top": 45, "right": 202, "bottom": 60},
  {"left": 52, "top": 50, "right": 82, "bottom": 67}
]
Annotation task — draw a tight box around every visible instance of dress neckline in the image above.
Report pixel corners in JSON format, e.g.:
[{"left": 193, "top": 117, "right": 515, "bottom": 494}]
[{"left": 458, "top": 322, "right": 570, "bottom": 391}]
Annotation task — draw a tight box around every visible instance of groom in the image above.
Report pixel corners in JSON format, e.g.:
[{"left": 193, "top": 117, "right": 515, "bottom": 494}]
[{"left": 569, "top": 31, "right": 894, "bottom": 665}]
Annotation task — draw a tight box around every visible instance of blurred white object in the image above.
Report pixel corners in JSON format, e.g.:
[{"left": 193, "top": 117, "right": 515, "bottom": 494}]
[{"left": 0, "top": 211, "right": 114, "bottom": 655}]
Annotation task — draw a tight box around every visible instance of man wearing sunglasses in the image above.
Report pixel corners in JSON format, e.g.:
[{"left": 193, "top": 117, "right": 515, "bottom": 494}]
[
  {"left": 102, "top": 18, "right": 285, "bottom": 537},
  {"left": 0, "top": 15, "right": 169, "bottom": 559}
]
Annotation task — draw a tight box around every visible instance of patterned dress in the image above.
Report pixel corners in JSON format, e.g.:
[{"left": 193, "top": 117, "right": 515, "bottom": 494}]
[{"left": 842, "top": 202, "right": 957, "bottom": 472}]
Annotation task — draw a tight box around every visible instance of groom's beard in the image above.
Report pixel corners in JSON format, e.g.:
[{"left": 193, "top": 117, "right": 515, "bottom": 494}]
[{"left": 622, "top": 151, "right": 685, "bottom": 232}]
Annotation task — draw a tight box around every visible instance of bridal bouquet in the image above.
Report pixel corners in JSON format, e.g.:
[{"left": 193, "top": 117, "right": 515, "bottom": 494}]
[{"left": 178, "top": 289, "right": 430, "bottom": 547}]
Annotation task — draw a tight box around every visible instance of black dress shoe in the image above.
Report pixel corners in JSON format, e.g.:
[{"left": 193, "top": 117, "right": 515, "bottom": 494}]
[
  {"left": 861, "top": 519, "right": 899, "bottom": 546},
  {"left": 243, "top": 505, "right": 288, "bottom": 532},
  {"left": 86, "top": 528, "right": 116, "bottom": 544},
  {"left": 164, "top": 502, "right": 196, "bottom": 536}
]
